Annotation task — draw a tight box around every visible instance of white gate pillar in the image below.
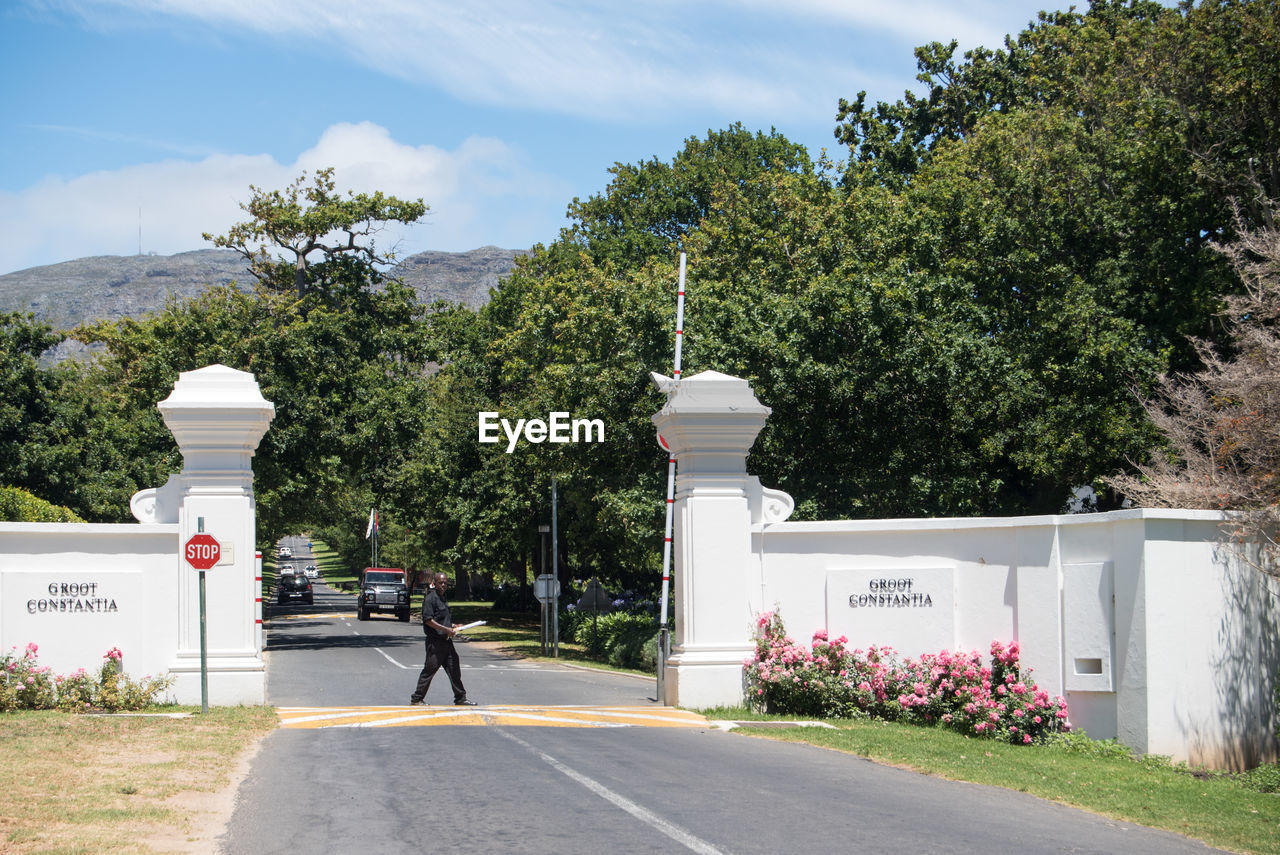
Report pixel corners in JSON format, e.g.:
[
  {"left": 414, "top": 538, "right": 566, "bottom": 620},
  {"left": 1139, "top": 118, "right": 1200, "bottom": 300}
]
[
  {"left": 158, "top": 364, "right": 274, "bottom": 705},
  {"left": 652, "top": 370, "right": 770, "bottom": 708}
]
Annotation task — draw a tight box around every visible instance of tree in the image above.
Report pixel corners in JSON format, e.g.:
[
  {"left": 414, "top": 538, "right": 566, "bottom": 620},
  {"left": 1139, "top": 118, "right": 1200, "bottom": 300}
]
[
  {"left": 387, "top": 127, "right": 829, "bottom": 593},
  {"left": 204, "top": 167, "right": 427, "bottom": 298},
  {"left": 71, "top": 169, "right": 436, "bottom": 547},
  {"left": 76, "top": 279, "right": 434, "bottom": 549},
  {"left": 0, "top": 486, "right": 84, "bottom": 523},
  {"left": 827, "top": 0, "right": 1280, "bottom": 508},
  {"left": 1106, "top": 203, "right": 1280, "bottom": 574},
  {"left": 560, "top": 123, "right": 813, "bottom": 270},
  {"left": 0, "top": 313, "right": 65, "bottom": 493},
  {"left": 0, "top": 313, "right": 156, "bottom": 520}
]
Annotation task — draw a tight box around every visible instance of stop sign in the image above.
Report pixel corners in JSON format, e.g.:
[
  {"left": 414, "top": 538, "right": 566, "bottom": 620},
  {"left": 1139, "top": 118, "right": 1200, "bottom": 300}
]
[{"left": 184, "top": 533, "right": 221, "bottom": 570}]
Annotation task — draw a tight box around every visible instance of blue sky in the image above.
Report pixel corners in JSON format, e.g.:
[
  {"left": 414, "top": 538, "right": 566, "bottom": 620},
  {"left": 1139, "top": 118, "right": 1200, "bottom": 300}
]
[{"left": 1, "top": 0, "right": 1058, "bottom": 275}]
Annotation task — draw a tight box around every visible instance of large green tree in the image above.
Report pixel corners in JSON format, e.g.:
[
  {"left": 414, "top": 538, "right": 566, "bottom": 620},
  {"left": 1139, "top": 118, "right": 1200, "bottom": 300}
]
[
  {"left": 71, "top": 169, "right": 434, "bottom": 550},
  {"left": 397, "top": 1, "right": 1280, "bottom": 595},
  {"left": 205, "top": 167, "right": 427, "bottom": 299}
]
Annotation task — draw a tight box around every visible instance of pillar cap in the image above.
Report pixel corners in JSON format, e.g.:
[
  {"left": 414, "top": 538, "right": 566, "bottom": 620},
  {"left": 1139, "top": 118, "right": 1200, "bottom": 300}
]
[
  {"left": 650, "top": 370, "right": 771, "bottom": 416},
  {"left": 159, "top": 364, "right": 274, "bottom": 414}
]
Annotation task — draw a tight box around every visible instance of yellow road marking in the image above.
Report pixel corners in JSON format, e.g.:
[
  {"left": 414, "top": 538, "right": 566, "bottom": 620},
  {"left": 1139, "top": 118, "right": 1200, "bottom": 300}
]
[{"left": 277, "top": 705, "right": 710, "bottom": 730}]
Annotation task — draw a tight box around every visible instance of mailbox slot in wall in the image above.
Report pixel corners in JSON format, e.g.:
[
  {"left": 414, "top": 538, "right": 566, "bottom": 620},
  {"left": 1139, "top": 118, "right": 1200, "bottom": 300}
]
[{"left": 1062, "top": 561, "right": 1114, "bottom": 692}]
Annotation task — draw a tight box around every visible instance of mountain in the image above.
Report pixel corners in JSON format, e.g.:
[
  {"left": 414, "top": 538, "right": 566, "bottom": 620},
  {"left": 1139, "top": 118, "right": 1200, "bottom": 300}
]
[{"left": 0, "top": 246, "right": 526, "bottom": 335}]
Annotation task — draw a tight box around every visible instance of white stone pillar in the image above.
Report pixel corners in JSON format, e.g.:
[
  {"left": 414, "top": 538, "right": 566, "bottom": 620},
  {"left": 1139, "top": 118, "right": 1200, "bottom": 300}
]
[
  {"left": 158, "top": 365, "right": 274, "bottom": 705},
  {"left": 652, "top": 370, "right": 770, "bottom": 708}
]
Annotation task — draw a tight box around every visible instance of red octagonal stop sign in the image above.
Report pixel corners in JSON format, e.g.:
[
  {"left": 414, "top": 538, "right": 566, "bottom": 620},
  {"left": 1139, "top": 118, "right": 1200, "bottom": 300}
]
[{"left": 184, "top": 533, "right": 221, "bottom": 570}]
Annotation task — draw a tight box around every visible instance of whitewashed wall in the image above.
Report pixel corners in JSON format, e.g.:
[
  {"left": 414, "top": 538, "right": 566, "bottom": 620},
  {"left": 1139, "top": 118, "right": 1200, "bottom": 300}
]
[
  {"left": 654, "top": 370, "right": 1280, "bottom": 769},
  {"left": 748, "top": 511, "right": 1279, "bottom": 769},
  {"left": 0, "top": 523, "right": 179, "bottom": 682},
  {"left": 0, "top": 364, "right": 274, "bottom": 705}
]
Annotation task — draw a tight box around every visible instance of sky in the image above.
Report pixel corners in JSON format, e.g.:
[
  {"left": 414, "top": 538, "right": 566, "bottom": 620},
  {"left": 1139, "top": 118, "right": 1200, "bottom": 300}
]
[{"left": 0, "top": 0, "right": 1060, "bottom": 276}]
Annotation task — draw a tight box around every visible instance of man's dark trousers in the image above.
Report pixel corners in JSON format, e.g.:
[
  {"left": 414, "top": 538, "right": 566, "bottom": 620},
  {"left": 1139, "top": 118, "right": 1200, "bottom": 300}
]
[{"left": 411, "top": 635, "right": 466, "bottom": 703}]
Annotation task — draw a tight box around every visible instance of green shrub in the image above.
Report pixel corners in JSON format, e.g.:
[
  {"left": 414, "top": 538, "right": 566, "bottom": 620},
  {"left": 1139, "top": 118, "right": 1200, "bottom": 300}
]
[
  {"left": 0, "top": 486, "right": 84, "bottom": 523},
  {"left": 558, "top": 606, "right": 589, "bottom": 642},
  {"left": 1044, "top": 730, "right": 1137, "bottom": 760},
  {"left": 573, "top": 611, "right": 660, "bottom": 670},
  {"left": 1236, "top": 762, "right": 1280, "bottom": 794}
]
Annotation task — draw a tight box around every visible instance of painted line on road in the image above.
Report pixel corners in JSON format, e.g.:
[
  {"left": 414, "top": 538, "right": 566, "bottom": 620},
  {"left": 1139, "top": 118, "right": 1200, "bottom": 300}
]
[
  {"left": 276, "top": 705, "right": 711, "bottom": 730},
  {"left": 498, "top": 729, "right": 729, "bottom": 855},
  {"left": 373, "top": 648, "right": 411, "bottom": 669}
]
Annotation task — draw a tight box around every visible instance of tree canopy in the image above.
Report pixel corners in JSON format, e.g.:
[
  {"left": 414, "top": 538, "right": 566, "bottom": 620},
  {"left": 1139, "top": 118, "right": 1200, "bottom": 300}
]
[
  {"left": 205, "top": 167, "right": 427, "bottom": 298},
  {"left": 10, "top": 0, "right": 1280, "bottom": 594}
]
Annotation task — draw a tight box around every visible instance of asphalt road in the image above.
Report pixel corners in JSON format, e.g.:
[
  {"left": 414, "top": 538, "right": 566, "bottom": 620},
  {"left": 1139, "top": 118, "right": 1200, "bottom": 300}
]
[{"left": 222, "top": 543, "right": 1228, "bottom": 855}]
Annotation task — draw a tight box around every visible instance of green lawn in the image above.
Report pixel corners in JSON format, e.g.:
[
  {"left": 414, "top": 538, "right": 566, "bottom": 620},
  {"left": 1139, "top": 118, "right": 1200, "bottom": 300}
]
[{"left": 702, "top": 708, "right": 1280, "bottom": 855}]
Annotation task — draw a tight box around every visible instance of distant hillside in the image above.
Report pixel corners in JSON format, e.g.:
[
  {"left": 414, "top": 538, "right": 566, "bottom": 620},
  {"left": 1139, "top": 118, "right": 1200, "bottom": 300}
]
[{"left": 0, "top": 246, "right": 526, "bottom": 335}]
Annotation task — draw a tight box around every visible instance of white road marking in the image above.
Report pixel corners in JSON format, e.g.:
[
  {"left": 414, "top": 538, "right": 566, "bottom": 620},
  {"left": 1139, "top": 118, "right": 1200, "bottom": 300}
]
[
  {"left": 374, "top": 648, "right": 411, "bottom": 669},
  {"left": 497, "top": 730, "right": 730, "bottom": 855}
]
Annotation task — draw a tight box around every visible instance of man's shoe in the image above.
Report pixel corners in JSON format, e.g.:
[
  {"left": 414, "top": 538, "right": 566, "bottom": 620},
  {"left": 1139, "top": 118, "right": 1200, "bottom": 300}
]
[
  {"left": 454, "top": 698, "right": 478, "bottom": 706},
  {"left": 409, "top": 698, "right": 427, "bottom": 706}
]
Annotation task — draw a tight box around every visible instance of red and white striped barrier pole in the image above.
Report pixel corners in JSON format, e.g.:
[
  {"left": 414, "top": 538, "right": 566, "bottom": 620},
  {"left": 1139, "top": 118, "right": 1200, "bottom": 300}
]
[
  {"left": 657, "top": 253, "right": 686, "bottom": 697},
  {"left": 255, "top": 551, "right": 263, "bottom": 654}
]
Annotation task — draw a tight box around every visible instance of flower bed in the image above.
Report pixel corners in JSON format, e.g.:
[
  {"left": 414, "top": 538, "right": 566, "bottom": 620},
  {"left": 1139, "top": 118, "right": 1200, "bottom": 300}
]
[
  {"left": 745, "top": 611, "right": 1069, "bottom": 744},
  {"left": 0, "top": 642, "right": 173, "bottom": 712}
]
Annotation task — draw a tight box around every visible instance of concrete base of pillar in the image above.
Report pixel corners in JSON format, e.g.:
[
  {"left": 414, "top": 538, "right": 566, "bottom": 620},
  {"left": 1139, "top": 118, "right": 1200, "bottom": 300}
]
[
  {"left": 168, "top": 656, "right": 265, "bottom": 706},
  {"left": 662, "top": 645, "right": 751, "bottom": 709}
]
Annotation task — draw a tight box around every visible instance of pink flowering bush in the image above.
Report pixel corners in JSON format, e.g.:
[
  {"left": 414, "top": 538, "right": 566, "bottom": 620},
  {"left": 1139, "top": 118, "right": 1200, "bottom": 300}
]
[
  {"left": 745, "top": 612, "right": 1070, "bottom": 745},
  {"left": 0, "top": 642, "right": 56, "bottom": 711},
  {"left": 0, "top": 644, "right": 172, "bottom": 713}
]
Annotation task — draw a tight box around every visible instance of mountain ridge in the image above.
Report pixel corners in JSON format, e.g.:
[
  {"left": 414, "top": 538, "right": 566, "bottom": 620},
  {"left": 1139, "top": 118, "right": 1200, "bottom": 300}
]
[{"left": 0, "top": 246, "right": 526, "bottom": 335}]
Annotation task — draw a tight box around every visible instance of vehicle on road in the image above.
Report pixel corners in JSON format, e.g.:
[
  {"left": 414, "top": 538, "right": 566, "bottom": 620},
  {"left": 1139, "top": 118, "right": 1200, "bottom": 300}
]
[
  {"left": 278, "top": 573, "right": 314, "bottom": 605},
  {"left": 278, "top": 546, "right": 293, "bottom": 559},
  {"left": 358, "top": 567, "right": 410, "bottom": 622},
  {"left": 279, "top": 564, "right": 296, "bottom": 575},
  {"left": 303, "top": 564, "right": 318, "bottom": 578}
]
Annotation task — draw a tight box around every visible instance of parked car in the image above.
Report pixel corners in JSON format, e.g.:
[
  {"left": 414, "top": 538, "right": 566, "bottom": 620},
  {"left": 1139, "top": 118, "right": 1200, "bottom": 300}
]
[
  {"left": 278, "top": 573, "right": 313, "bottom": 605},
  {"left": 303, "top": 564, "right": 318, "bottom": 578},
  {"left": 357, "top": 567, "right": 410, "bottom": 621}
]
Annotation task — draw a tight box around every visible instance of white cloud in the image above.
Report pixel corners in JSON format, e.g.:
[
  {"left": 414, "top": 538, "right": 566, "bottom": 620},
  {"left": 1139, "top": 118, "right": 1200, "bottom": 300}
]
[
  {"left": 39, "top": 0, "right": 1037, "bottom": 122},
  {"left": 0, "top": 122, "right": 570, "bottom": 274},
  {"left": 749, "top": 0, "right": 1040, "bottom": 50}
]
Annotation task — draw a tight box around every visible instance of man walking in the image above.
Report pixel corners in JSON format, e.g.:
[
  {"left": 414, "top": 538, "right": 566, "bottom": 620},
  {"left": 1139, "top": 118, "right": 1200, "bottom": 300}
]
[{"left": 409, "top": 572, "right": 477, "bottom": 706}]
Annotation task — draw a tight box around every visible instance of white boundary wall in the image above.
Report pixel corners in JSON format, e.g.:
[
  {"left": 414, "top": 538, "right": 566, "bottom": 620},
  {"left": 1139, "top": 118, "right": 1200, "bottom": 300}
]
[
  {"left": 654, "top": 370, "right": 1280, "bottom": 769},
  {"left": 0, "top": 524, "right": 178, "bottom": 682},
  {"left": 0, "top": 365, "right": 273, "bottom": 705}
]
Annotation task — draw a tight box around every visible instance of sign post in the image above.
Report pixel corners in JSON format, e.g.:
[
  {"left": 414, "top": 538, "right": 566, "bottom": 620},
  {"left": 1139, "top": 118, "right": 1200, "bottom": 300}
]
[
  {"left": 533, "top": 570, "right": 559, "bottom": 656},
  {"left": 184, "top": 523, "right": 221, "bottom": 713},
  {"left": 551, "top": 478, "right": 559, "bottom": 659}
]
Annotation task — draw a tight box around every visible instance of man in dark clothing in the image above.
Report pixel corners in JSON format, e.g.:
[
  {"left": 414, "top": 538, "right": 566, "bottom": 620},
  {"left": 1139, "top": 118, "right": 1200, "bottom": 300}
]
[{"left": 409, "top": 572, "right": 477, "bottom": 706}]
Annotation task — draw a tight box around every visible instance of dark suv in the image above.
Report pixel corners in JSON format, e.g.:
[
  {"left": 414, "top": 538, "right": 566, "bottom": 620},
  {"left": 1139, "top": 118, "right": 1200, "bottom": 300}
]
[
  {"left": 358, "top": 568, "right": 410, "bottom": 622},
  {"left": 278, "top": 573, "right": 314, "bottom": 605}
]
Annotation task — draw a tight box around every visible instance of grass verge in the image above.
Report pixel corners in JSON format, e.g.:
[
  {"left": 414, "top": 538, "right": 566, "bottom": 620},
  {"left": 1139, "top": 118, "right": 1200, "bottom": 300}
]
[
  {"left": 0, "top": 706, "right": 278, "bottom": 854},
  {"left": 703, "top": 708, "right": 1280, "bottom": 855}
]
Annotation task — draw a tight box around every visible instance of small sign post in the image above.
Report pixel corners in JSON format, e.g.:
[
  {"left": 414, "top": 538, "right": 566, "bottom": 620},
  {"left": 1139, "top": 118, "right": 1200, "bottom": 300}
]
[{"left": 184, "top": 524, "right": 220, "bottom": 713}]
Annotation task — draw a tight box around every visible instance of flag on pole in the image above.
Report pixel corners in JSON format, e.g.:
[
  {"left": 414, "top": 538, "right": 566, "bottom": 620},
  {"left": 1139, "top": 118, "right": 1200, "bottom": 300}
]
[{"left": 365, "top": 508, "right": 377, "bottom": 540}]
